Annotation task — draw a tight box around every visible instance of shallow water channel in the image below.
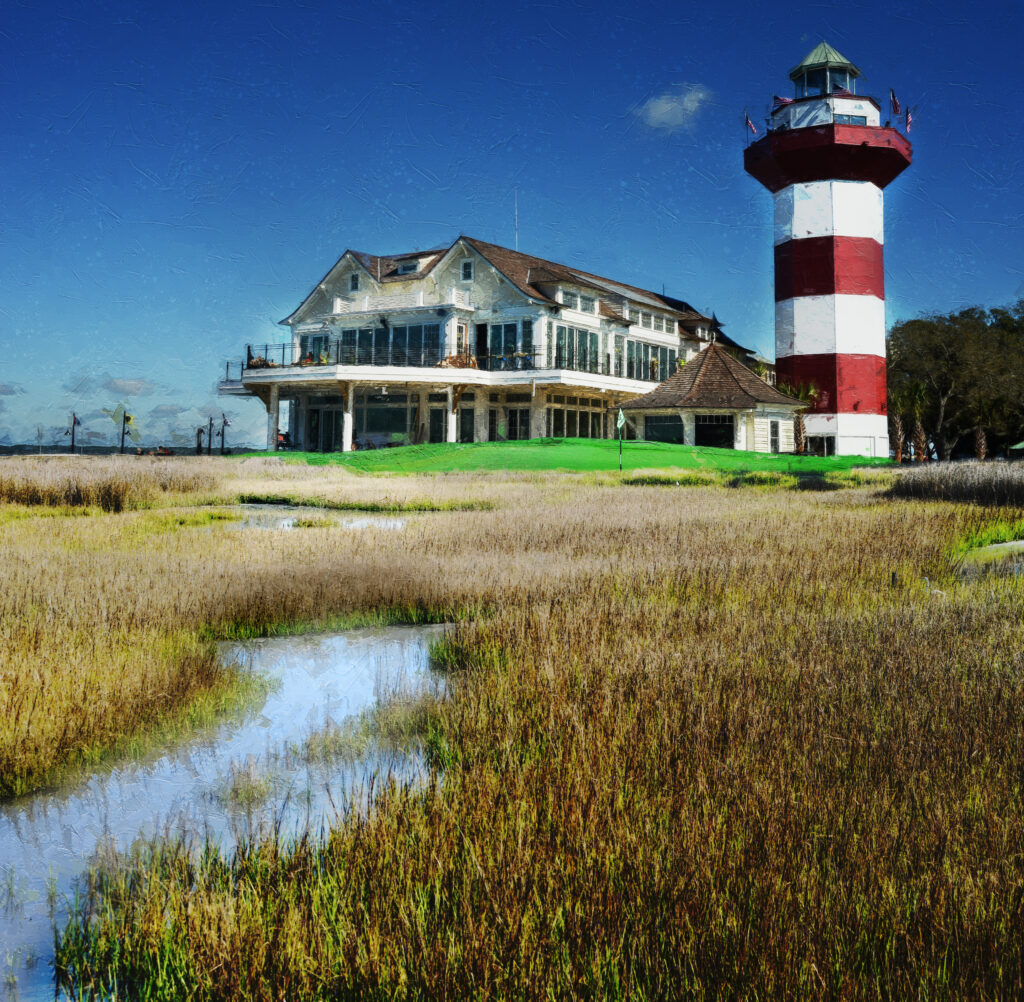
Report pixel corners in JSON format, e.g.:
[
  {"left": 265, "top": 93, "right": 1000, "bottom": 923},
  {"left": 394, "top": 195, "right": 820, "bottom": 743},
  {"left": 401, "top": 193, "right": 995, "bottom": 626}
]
[
  {"left": 0, "top": 624, "right": 445, "bottom": 1000},
  {"left": 227, "top": 503, "right": 407, "bottom": 531}
]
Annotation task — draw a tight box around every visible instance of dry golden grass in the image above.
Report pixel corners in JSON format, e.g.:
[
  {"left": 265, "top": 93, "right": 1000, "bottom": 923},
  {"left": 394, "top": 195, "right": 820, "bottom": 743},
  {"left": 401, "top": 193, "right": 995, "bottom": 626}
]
[{"left": 6, "top": 457, "right": 1024, "bottom": 997}]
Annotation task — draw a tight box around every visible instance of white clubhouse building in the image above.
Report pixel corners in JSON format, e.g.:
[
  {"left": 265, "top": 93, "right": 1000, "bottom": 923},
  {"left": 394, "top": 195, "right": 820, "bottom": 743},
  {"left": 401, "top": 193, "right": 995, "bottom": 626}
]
[{"left": 219, "top": 236, "right": 754, "bottom": 452}]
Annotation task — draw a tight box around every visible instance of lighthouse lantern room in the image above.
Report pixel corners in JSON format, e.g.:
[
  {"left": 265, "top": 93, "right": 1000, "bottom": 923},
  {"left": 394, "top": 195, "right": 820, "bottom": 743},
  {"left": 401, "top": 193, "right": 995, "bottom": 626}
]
[{"left": 744, "top": 43, "right": 912, "bottom": 457}]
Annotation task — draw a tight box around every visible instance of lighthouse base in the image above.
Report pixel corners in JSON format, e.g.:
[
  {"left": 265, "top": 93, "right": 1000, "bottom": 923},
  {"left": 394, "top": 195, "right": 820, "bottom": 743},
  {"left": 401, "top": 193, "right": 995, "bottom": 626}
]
[{"left": 804, "top": 413, "right": 889, "bottom": 459}]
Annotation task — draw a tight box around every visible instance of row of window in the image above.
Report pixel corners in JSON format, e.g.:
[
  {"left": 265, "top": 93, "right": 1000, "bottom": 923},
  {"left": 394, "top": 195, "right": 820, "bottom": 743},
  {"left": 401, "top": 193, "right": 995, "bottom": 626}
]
[
  {"left": 560, "top": 290, "right": 597, "bottom": 314},
  {"left": 627, "top": 308, "right": 675, "bottom": 333},
  {"left": 296, "top": 320, "right": 672, "bottom": 379}
]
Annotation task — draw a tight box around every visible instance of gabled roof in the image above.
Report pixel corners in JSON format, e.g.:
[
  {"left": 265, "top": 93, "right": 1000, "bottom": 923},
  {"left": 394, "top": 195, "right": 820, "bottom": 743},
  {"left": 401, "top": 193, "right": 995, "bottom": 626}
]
[
  {"left": 282, "top": 235, "right": 725, "bottom": 342},
  {"left": 789, "top": 41, "right": 861, "bottom": 81},
  {"left": 621, "top": 343, "right": 801, "bottom": 411}
]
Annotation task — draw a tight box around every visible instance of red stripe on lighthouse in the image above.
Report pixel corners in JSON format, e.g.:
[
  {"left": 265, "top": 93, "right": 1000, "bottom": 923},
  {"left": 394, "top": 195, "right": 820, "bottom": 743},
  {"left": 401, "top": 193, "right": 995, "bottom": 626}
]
[
  {"left": 774, "top": 237, "right": 884, "bottom": 301},
  {"left": 776, "top": 353, "right": 887, "bottom": 415}
]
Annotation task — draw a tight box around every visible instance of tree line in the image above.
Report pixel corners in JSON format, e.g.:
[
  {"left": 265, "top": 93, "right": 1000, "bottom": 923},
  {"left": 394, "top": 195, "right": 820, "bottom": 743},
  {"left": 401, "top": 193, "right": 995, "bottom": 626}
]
[{"left": 887, "top": 300, "right": 1024, "bottom": 461}]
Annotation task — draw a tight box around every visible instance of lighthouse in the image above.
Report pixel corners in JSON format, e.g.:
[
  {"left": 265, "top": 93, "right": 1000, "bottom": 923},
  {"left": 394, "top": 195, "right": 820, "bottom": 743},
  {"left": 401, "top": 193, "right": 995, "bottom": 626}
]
[{"left": 744, "top": 43, "right": 912, "bottom": 457}]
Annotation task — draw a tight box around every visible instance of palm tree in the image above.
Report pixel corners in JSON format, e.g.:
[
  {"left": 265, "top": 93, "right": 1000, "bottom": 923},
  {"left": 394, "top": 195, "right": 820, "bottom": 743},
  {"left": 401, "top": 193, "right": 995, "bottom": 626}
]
[
  {"left": 778, "top": 381, "right": 820, "bottom": 455},
  {"left": 906, "top": 382, "right": 929, "bottom": 462},
  {"left": 888, "top": 387, "right": 908, "bottom": 463}
]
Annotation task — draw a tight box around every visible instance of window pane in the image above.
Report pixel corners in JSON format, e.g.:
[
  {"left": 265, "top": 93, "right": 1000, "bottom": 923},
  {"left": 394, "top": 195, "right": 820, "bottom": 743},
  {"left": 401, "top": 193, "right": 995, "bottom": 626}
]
[
  {"left": 424, "top": 324, "right": 441, "bottom": 364},
  {"left": 373, "top": 328, "right": 389, "bottom": 365},
  {"left": 392, "top": 328, "right": 407, "bottom": 366},
  {"left": 562, "top": 291, "right": 578, "bottom": 309},
  {"left": 521, "top": 319, "right": 533, "bottom": 356},
  {"left": 357, "top": 328, "right": 373, "bottom": 363},
  {"left": 407, "top": 326, "right": 423, "bottom": 365},
  {"left": 580, "top": 295, "right": 595, "bottom": 313}
]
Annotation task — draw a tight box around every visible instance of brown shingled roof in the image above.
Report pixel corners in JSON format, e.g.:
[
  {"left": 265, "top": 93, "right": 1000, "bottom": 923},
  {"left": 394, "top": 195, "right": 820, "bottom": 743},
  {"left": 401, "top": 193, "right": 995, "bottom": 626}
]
[
  {"left": 461, "top": 237, "right": 715, "bottom": 327},
  {"left": 284, "top": 236, "right": 728, "bottom": 341},
  {"left": 621, "top": 344, "right": 801, "bottom": 411}
]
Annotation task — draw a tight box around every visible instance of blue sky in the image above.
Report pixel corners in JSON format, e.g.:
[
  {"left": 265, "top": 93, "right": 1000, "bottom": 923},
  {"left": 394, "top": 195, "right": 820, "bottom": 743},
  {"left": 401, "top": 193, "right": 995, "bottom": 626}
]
[{"left": 1, "top": 0, "right": 1021, "bottom": 447}]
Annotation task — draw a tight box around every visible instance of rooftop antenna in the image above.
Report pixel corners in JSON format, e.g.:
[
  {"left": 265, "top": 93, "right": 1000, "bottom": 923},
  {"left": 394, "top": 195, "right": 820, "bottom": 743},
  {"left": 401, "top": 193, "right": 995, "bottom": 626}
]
[{"left": 514, "top": 187, "right": 519, "bottom": 251}]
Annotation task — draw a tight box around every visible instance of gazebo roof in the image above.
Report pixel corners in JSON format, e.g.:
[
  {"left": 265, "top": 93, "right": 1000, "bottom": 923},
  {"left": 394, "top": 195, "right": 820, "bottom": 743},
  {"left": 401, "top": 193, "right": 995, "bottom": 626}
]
[
  {"left": 621, "top": 343, "right": 802, "bottom": 411},
  {"left": 789, "top": 41, "right": 862, "bottom": 81}
]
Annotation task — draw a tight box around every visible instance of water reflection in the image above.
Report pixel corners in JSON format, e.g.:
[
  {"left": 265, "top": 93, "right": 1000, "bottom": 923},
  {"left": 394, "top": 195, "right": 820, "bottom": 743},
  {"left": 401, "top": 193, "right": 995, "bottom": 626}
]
[{"left": 0, "top": 624, "right": 444, "bottom": 1000}]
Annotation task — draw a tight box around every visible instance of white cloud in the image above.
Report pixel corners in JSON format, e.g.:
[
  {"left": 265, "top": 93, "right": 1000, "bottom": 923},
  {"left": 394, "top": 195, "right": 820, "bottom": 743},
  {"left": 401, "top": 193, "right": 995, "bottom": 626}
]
[{"left": 636, "top": 84, "right": 712, "bottom": 133}]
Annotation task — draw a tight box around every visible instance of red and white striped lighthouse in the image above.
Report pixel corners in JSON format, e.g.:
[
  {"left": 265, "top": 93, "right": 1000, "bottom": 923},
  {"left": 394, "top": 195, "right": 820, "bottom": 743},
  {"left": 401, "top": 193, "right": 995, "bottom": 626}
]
[{"left": 744, "top": 43, "right": 912, "bottom": 457}]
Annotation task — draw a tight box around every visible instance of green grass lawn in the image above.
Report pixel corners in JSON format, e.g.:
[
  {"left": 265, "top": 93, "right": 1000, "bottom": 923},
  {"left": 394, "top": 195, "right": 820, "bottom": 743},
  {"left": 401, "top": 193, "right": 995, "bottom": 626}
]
[{"left": 241, "top": 438, "right": 892, "bottom": 475}]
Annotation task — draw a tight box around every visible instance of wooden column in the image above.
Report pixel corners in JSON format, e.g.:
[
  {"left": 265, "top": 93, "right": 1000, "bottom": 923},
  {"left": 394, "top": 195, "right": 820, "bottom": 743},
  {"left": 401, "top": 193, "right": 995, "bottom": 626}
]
[{"left": 266, "top": 384, "right": 279, "bottom": 451}]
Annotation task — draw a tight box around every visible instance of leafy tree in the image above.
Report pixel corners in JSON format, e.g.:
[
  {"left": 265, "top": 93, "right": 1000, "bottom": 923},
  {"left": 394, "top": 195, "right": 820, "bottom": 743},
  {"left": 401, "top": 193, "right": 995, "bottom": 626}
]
[{"left": 888, "top": 301, "right": 1024, "bottom": 459}]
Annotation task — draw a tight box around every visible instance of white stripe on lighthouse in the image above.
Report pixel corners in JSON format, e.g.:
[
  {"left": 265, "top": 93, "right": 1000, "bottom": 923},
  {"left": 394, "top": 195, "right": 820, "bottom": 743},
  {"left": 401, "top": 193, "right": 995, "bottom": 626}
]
[
  {"left": 775, "top": 295, "right": 887, "bottom": 358},
  {"left": 773, "top": 180, "right": 884, "bottom": 245}
]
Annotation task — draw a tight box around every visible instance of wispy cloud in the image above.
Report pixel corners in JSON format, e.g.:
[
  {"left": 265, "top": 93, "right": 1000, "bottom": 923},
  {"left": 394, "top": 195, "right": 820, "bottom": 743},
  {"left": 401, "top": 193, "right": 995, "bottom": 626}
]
[
  {"left": 636, "top": 84, "right": 712, "bottom": 133},
  {"left": 102, "top": 376, "right": 157, "bottom": 396},
  {"left": 148, "top": 403, "right": 188, "bottom": 418},
  {"left": 0, "top": 383, "right": 23, "bottom": 395}
]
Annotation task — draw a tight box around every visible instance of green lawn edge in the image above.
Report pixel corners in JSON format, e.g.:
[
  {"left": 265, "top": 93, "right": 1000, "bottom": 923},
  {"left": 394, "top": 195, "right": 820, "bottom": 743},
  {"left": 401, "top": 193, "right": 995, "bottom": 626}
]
[{"left": 236, "top": 438, "right": 893, "bottom": 475}]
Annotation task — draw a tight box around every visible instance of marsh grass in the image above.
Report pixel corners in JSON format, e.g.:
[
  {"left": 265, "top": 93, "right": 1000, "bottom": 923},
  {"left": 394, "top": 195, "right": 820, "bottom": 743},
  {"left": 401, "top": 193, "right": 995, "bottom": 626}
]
[
  {"left": 0, "top": 456, "right": 216, "bottom": 510},
  {"left": 298, "top": 691, "right": 442, "bottom": 764},
  {"left": 46, "top": 464, "right": 1024, "bottom": 1000},
  {"left": 891, "top": 460, "right": 1024, "bottom": 505},
  {"left": 214, "top": 760, "right": 275, "bottom": 809}
]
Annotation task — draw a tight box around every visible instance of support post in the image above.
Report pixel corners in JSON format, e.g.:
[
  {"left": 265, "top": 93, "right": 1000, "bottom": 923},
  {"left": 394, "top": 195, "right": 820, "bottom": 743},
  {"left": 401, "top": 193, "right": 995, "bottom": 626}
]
[
  {"left": 446, "top": 387, "right": 458, "bottom": 443},
  {"left": 266, "top": 384, "right": 279, "bottom": 452},
  {"left": 342, "top": 384, "right": 355, "bottom": 452}
]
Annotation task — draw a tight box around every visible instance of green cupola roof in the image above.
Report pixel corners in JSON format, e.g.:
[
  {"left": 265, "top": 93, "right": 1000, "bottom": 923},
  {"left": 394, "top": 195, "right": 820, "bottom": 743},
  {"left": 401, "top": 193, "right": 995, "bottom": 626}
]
[{"left": 789, "top": 41, "right": 862, "bottom": 81}]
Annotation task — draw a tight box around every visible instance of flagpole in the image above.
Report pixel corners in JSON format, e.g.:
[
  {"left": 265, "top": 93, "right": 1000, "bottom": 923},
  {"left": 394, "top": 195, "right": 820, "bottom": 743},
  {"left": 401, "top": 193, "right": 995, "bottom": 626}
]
[
  {"left": 120, "top": 413, "right": 127, "bottom": 454},
  {"left": 617, "top": 407, "right": 626, "bottom": 471},
  {"left": 70, "top": 413, "right": 76, "bottom": 455}
]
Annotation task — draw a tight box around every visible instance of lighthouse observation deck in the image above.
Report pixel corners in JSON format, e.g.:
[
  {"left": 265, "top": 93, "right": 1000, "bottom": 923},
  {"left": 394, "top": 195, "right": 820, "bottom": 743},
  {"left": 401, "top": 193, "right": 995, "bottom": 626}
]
[{"left": 744, "top": 124, "right": 912, "bottom": 192}]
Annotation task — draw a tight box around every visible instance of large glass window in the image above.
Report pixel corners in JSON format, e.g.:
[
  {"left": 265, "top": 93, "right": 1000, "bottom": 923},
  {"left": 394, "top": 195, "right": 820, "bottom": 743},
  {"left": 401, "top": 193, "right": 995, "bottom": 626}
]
[
  {"left": 391, "top": 327, "right": 407, "bottom": 366},
  {"left": 521, "top": 319, "right": 533, "bottom": 360},
  {"left": 407, "top": 325, "right": 423, "bottom": 366},
  {"left": 373, "top": 327, "right": 389, "bottom": 365},
  {"left": 423, "top": 324, "right": 441, "bottom": 365},
  {"left": 357, "top": 328, "right": 373, "bottom": 363},
  {"left": 340, "top": 328, "right": 357, "bottom": 363}
]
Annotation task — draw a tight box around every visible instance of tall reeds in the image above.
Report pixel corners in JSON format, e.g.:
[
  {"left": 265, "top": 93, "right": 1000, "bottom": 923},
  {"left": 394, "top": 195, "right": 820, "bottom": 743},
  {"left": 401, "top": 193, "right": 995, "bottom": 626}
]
[
  {"left": 890, "top": 460, "right": 1024, "bottom": 506},
  {"left": 37, "top": 465, "right": 1024, "bottom": 999},
  {"left": 0, "top": 456, "right": 215, "bottom": 510}
]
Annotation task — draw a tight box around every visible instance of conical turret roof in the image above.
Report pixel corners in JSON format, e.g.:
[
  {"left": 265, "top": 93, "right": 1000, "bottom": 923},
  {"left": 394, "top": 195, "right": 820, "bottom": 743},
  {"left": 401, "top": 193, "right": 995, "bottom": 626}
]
[
  {"left": 620, "top": 343, "right": 802, "bottom": 411},
  {"left": 789, "top": 41, "right": 861, "bottom": 81}
]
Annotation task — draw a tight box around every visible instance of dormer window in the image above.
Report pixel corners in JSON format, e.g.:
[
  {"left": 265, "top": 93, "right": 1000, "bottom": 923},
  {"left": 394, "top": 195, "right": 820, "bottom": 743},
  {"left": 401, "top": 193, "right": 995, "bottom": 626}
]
[
  {"left": 461, "top": 259, "right": 474, "bottom": 281},
  {"left": 349, "top": 273, "right": 360, "bottom": 292},
  {"left": 397, "top": 261, "right": 418, "bottom": 276},
  {"left": 579, "top": 294, "right": 595, "bottom": 314},
  {"left": 561, "top": 290, "right": 579, "bottom": 309}
]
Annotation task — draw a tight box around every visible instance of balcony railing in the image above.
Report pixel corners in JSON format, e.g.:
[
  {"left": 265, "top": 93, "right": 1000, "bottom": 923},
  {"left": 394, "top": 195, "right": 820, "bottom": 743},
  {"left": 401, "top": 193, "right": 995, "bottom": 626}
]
[{"left": 222, "top": 343, "right": 663, "bottom": 383}]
